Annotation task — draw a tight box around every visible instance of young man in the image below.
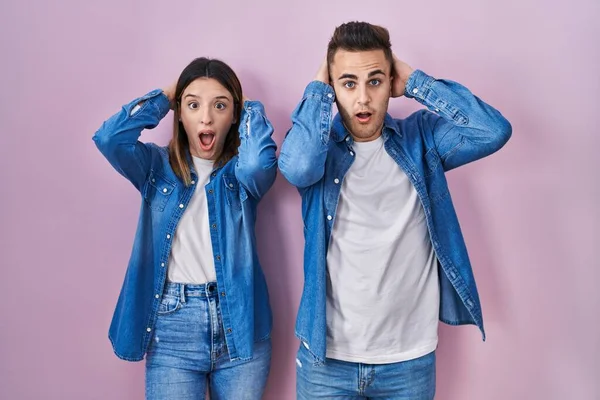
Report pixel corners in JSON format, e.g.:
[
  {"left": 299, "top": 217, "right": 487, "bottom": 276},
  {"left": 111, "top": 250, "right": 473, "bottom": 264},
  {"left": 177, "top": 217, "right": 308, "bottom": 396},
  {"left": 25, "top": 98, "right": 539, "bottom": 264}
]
[{"left": 279, "top": 22, "right": 512, "bottom": 399}]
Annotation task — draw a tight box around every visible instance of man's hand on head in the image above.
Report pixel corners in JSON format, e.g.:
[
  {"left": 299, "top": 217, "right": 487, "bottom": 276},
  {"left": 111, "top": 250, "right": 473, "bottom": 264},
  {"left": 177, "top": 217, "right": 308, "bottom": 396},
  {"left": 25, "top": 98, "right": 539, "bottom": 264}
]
[
  {"left": 315, "top": 58, "right": 330, "bottom": 85},
  {"left": 391, "top": 55, "right": 415, "bottom": 98}
]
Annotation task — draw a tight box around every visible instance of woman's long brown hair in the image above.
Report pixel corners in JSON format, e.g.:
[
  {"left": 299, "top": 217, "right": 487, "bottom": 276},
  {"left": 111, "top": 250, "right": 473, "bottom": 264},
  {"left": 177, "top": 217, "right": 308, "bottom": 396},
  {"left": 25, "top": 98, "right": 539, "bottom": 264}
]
[{"left": 168, "top": 57, "right": 243, "bottom": 186}]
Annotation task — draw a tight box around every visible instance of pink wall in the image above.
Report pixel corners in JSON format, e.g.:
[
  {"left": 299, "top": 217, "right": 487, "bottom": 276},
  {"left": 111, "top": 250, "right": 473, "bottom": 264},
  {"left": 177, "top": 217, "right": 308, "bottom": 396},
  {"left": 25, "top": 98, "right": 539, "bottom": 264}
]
[{"left": 1, "top": 0, "right": 598, "bottom": 399}]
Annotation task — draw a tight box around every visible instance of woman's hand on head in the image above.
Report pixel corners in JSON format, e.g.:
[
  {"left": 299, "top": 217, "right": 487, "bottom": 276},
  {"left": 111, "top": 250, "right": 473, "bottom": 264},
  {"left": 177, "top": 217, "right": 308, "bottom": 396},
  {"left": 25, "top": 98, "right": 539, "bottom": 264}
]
[{"left": 162, "top": 81, "right": 177, "bottom": 109}]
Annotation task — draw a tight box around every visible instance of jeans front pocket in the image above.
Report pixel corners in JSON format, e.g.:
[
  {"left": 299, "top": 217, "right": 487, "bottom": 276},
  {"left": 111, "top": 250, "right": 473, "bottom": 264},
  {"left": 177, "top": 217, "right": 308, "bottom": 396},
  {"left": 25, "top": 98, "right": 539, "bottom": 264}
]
[{"left": 157, "top": 294, "right": 182, "bottom": 316}]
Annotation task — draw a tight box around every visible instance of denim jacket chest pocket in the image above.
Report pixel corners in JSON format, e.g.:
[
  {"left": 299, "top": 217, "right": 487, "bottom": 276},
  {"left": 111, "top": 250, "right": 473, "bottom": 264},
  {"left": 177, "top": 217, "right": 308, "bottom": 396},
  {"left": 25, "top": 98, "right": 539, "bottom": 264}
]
[
  {"left": 423, "top": 149, "right": 451, "bottom": 204},
  {"left": 222, "top": 174, "right": 247, "bottom": 210},
  {"left": 143, "top": 170, "right": 176, "bottom": 212},
  {"left": 424, "top": 148, "right": 443, "bottom": 177}
]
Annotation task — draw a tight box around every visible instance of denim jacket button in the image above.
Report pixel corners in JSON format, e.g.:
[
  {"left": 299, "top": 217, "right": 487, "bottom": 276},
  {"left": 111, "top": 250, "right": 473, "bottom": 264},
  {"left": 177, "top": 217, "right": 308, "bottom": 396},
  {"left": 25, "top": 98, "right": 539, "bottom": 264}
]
[
  {"left": 412, "top": 88, "right": 419, "bottom": 94},
  {"left": 327, "top": 215, "right": 332, "bottom": 221},
  {"left": 334, "top": 178, "right": 340, "bottom": 184}
]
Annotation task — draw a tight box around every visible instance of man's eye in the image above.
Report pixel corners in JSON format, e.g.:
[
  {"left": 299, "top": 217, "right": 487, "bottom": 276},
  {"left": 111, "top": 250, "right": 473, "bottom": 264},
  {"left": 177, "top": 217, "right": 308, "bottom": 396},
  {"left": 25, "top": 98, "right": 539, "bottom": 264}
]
[{"left": 344, "top": 81, "right": 355, "bottom": 89}]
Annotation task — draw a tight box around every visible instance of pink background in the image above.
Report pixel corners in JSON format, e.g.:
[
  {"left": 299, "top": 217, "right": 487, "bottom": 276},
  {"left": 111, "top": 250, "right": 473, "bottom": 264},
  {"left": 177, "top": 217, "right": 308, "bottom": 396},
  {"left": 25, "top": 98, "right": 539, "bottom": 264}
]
[{"left": 1, "top": 0, "right": 598, "bottom": 399}]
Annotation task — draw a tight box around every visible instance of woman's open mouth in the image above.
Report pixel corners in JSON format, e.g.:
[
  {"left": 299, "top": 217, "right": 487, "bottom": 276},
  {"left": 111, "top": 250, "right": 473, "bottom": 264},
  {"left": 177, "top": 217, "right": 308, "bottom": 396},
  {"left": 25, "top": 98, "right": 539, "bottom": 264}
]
[{"left": 199, "top": 131, "right": 216, "bottom": 151}]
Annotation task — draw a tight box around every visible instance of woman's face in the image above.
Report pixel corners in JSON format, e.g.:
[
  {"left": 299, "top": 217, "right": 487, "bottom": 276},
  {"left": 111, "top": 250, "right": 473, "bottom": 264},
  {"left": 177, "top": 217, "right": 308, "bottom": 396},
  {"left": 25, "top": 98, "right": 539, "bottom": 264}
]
[{"left": 179, "top": 77, "right": 236, "bottom": 160}]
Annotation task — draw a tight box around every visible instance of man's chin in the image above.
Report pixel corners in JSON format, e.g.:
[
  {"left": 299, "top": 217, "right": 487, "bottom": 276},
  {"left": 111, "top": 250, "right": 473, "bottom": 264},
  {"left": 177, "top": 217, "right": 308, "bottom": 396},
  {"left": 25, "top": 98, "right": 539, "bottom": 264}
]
[{"left": 347, "top": 125, "right": 380, "bottom": 140}]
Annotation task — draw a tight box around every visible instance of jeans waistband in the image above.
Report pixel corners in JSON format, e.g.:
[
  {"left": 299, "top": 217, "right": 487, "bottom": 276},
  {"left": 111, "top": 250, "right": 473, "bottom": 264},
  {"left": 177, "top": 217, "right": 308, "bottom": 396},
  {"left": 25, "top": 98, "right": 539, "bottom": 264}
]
[{"left": 163, "top": 281, "right": 219, "bottom": 301}]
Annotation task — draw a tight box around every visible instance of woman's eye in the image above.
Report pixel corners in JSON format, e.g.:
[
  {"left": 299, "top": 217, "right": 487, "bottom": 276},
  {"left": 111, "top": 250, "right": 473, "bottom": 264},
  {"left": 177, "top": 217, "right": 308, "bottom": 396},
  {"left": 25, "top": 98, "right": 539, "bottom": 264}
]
[
  {"left": 187, "top": 102, "right": 198, "bottom": 110},
  {"left": 215, "top": 102, "right": 226, "bottom": 110}
]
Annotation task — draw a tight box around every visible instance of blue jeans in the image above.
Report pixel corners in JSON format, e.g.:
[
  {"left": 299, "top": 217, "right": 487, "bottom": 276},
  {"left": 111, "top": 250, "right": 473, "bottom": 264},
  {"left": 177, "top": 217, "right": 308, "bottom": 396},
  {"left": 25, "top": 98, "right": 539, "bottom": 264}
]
[
  {"left": 145, "top": 282, "right": 271, "bottom": 399},
  {"left": 296, "top": 345, "right": 435, "bottom": 399}
]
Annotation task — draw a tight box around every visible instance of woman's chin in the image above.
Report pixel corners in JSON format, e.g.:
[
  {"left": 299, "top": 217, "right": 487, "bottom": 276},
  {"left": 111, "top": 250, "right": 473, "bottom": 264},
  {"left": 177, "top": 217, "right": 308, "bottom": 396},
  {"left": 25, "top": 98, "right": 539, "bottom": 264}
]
[{"left": 190, "top": 146, "right": 221, "bottom": 161}]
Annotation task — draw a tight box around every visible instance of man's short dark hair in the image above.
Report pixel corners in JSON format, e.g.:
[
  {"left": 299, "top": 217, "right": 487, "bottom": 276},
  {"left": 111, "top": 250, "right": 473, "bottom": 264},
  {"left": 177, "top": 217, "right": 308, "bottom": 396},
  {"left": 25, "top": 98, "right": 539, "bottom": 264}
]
[{"left": 327, "top": 22, "right": 393, "bottom": 69}]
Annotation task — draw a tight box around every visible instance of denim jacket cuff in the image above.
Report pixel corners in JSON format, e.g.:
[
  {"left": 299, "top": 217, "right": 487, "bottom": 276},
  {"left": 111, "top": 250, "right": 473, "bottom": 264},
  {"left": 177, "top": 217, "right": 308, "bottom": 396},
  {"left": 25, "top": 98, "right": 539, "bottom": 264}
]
[
  {"left": 404, "top": 70, "right": 435, "bottom": 101},
  {"left": 304, "top": 81, "right": 336, "bottom": 103},
  {"left": 128, "top": 89, "right": 171, "bottom": 118},
  {"left": 243, "top": 100, "right": 265, "bottom": 114}
]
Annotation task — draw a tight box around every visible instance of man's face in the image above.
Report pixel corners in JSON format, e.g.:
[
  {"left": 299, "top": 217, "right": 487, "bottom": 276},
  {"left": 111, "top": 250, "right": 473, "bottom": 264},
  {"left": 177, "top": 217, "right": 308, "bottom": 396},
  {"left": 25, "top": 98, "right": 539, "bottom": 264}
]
[{"left": 330, "top": 49, "right": 392, "bottom": 142}]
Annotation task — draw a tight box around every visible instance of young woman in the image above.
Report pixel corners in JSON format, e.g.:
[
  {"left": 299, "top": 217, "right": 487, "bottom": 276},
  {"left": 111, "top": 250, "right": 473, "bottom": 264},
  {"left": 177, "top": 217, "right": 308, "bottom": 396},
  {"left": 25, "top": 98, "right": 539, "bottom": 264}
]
[{"left": 93, "top": 57, "right": 277, "bottom": 399}]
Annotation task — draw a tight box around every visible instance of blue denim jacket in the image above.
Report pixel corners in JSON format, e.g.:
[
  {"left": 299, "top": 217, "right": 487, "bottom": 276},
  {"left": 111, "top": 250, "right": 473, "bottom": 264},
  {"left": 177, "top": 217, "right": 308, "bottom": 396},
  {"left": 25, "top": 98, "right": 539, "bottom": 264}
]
[
  {"left": 278, "top": 70, "right": 512, "bottom": 363},
  {"left": 93, "top": 89, "right": 277, "bottom": 362}
]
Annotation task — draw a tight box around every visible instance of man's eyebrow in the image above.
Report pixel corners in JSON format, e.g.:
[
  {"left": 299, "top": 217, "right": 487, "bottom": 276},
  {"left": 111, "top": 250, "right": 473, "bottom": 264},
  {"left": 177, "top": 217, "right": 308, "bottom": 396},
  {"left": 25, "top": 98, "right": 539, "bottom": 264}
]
[
  {"left": 337, "top": 70, "right": 386, "bottom": 80},
  {"left": 368, "top": 69, "right": 386, "bottom": 77},
  {"left": 337, "top": 73, "right": 358, "bottom": 80}
]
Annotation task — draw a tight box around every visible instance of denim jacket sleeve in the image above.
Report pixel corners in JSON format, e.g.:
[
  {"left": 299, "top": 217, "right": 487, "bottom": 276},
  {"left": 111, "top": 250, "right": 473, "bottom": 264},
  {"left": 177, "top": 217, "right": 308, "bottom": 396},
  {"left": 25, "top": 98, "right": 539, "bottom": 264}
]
[
  {"left": 92, "top": 89, "right": 170, "bottom": 191},
  {"left": 405, "top": 70, "right": 512, "bottom": 171},
  {"left": 278, "top": 81, "right": 335, "bottom": 188},
  {"left": 234, "top": 100, "right": 278, "bottom": 200}
]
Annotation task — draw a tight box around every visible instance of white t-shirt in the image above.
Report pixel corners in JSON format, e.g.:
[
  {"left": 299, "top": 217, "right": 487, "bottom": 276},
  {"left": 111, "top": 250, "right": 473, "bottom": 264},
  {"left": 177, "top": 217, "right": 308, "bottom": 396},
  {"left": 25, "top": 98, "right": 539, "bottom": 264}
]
[
  {"left": 325, "top": 136, "right": 440, "bottom": 364},
  {"left": 167, "top": 156, "right": 216, "bottom": 284}
]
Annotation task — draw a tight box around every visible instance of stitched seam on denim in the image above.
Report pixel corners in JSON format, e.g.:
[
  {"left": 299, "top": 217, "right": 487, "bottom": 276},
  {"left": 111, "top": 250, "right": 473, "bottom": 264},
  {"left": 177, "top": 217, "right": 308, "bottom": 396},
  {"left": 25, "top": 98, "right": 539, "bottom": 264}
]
[
  {"left": 294, "top": 333, "right": 325, "bottom": 365},
  {"left": 256, "top": 332, "right": 271, "bottom": 342},
  {"left": 440, "top": 318, "right": 478, "bottom": 326},
  {"left": 440, "top": 134, "right": 467, "bottom": 163},
  {"left": 424, "top": 148, "right": 441, "bottom": 178},
  {"left": 129, "top": 100, "right": 151, "bottom": 121},
  {"left": 109, "top": 335, "right": 143, "bottom": 362}
]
